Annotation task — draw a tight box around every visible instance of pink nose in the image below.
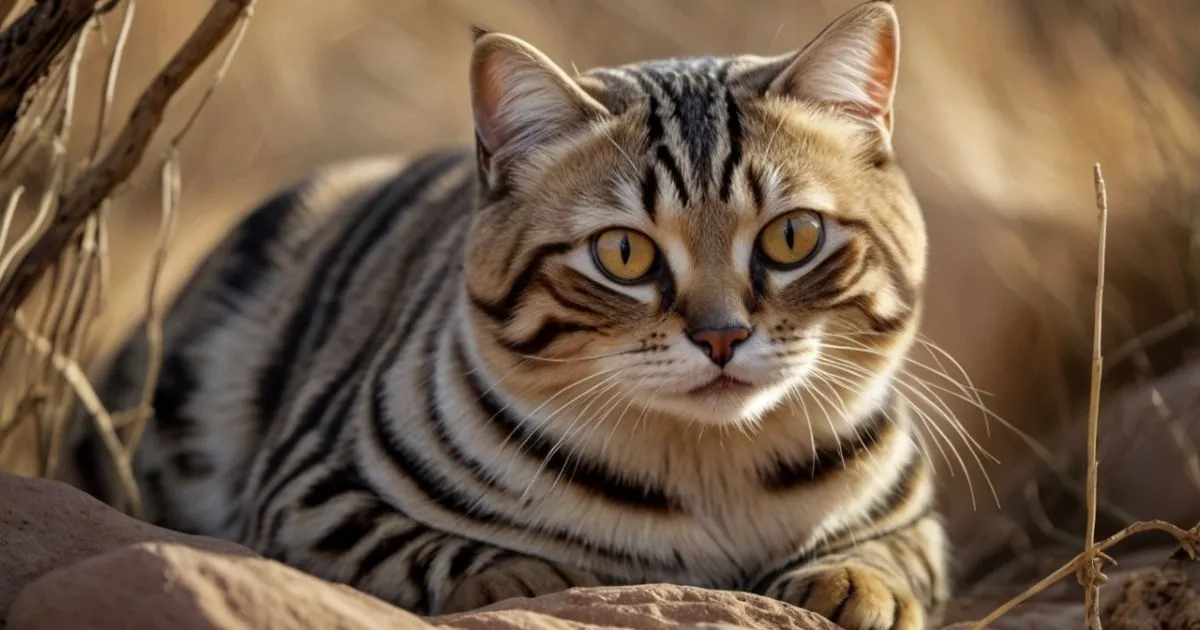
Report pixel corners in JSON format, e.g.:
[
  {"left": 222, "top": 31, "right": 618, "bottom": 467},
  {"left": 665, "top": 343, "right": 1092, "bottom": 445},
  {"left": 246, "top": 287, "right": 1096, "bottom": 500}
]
[{"left": 688, "top": 326, "right": 752, "bottom": 366}]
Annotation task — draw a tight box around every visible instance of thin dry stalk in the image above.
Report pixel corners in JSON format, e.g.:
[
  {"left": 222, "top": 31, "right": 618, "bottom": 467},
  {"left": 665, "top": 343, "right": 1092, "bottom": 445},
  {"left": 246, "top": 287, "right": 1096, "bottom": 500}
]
[
  {"left": 967, "top": 165, "right": 1200, "bottom": 629},
  {"left": 0, "top": 26, "right": 89, "bottom": 472},
  {"left": 0, "top": 0, "right": 254, "bottom": 330},
  {"left": 122, "top": 151, "right": 177, "bottom": 456},
  {"left": 122, "top": 0, "right": 254, "bottom": 461},
  {"left": 43, "top": 218, "right": 103, "bottom": 476},
  {"left": 86, "top": 0, "right": 134, "bottom": 165},
  {"left": 37, "top": 25, "right": 89, "bottom": 344},
  {"left": 93, "top": 198, "right": 109, "bottom": 309},
  {"left": 9, "top": 311, "right": 140, "bottom": 515},
  {"left": 0, "top": 149, "right": 63, "bottom": 293},
  {"left": 0, "top": 25, "right": 87, "bottom": 287},
  {"left": 969, "top": 166, "right": 1108, "bottom": 628},
  {"left": 1080, "top": 163, "right": 1109, "bottom": 630},
  {"left": 0, "top": 184, "right": 22, "bottom": 253},
  {"left": 35, "top": 3, "right": 137, "bottom": 440},
  {"left": 168, "top": 0, "right": 253, "bottom": 145}
]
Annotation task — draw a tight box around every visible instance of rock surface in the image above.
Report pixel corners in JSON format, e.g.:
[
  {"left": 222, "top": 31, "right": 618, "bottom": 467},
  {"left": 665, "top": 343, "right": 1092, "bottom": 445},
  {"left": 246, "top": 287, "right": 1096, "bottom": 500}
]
[
  {"left": 5, "top": 471, "right": 1199, "bottom": 630},
  {"left": 439, "top": 584, "right": 834, "bottom": 629},
  {"left": 1, "top": 473, "right": 833, "bottom": 630},
  {"left": 8, "top": 542, "right": 434, "bottom": 630},
  {"left": 8, "top": 541, "right": 836, "bottom": 630},
  {"left": 0, "top": 472, "right": 250, "bottom": 628}
]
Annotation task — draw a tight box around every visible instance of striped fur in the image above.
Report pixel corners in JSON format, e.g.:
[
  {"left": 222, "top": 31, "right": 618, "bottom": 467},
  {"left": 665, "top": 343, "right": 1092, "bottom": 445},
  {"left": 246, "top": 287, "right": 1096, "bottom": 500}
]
[{"left": 70, "top": 3, "right": 947, "bottom": 628}]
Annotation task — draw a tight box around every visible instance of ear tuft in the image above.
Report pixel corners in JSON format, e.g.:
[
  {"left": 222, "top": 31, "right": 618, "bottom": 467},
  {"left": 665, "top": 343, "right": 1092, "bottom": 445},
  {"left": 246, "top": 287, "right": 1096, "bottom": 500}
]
[
  {"left": 470, "top": 33, "right": 608, "bottom": 183},
  {"left": 470, "top": 25, "right": 490, "bottom": 42},
  {"left": 770, "top": 1, "right": 900, "bottom": 132}
]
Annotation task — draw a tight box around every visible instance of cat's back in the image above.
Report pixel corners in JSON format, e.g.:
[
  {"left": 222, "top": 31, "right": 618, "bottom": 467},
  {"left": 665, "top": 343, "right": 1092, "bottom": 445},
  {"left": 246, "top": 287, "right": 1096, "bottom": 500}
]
[{"left": 70, "top": 149, "right": 477, "bottom": 533}]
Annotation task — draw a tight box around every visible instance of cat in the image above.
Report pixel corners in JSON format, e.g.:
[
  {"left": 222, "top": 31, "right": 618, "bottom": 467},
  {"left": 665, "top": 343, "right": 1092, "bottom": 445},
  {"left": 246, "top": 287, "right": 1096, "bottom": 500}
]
[{"left": 71, "top": 2, "right": 948, "bottom": 627}]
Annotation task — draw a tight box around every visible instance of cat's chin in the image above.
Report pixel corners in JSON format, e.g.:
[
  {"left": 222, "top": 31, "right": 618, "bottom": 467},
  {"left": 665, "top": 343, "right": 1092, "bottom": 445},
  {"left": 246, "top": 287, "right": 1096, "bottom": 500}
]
[{"left": 640, "top": 379, "right": 796, "bottom": 427}]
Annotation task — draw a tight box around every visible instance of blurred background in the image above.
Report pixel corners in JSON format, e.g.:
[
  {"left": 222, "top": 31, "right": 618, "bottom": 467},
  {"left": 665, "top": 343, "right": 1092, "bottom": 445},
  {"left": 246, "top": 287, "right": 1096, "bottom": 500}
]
[{"left": 3, "top": 0, "right": 1200, "bottom": 598}]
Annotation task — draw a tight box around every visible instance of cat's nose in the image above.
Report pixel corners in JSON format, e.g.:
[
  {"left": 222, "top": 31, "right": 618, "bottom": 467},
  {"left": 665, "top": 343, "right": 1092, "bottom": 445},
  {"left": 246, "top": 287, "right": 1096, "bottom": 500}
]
[{"left": 688, "top": 326, "right": 752, "bottom": 367}]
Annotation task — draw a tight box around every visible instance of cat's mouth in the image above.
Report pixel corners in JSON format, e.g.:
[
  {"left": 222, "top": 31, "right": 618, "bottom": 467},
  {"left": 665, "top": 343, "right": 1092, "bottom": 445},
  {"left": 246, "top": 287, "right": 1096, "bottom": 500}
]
[{"left": 687, "top": 374, "right": 753, "bottom": 397}]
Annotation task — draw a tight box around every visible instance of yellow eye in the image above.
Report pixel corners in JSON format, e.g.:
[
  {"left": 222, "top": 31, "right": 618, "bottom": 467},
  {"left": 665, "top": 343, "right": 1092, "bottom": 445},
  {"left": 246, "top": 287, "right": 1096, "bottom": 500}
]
[
  {"left": 591, "top": 228, "right": 658, "bottom": 283},
  {"left": 757, "top": 209, "right": 824, "bottom": 267}
]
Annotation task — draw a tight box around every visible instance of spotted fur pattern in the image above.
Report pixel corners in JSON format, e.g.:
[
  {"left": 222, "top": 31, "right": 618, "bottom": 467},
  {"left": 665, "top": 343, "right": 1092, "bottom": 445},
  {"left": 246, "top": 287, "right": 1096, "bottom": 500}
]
[{"left": 70, "top": 3, "right": 948, "bottom": 628}]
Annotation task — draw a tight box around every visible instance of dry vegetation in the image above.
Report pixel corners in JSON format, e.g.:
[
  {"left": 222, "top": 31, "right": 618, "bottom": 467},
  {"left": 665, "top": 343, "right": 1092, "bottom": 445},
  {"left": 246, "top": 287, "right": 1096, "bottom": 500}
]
[{"left": 2, "top": 0, "right": 1200, "bottom": 627}]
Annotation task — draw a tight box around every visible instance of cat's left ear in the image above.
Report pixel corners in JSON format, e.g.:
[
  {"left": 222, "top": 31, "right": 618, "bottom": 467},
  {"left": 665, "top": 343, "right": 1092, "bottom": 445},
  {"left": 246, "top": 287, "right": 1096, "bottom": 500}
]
[
  {"left": 765, "top": 1, "right": 900, "bottom": 135},
  {"left": 470, "top": 30, "right": 609, "bottom": 189}
]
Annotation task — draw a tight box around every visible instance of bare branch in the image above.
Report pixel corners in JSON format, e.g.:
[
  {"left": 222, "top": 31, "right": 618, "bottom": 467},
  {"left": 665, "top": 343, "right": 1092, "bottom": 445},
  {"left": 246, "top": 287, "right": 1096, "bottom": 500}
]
[
  {"left": 0, "top": 0, "right": 96, "bottom": 147},
  {"left": 969, "top": 520, "right": 1200, "bottom": 629},
  {"left": 0, "top": 0, "right": 253, "bottom": 332}
]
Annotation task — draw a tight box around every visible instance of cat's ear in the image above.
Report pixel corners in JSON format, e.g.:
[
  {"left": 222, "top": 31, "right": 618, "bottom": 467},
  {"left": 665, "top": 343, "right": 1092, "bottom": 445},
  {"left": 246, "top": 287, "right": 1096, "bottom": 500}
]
[
  {"left": 766, "top": 1, "right": 900, "bottom": 134},
  {"left": 470, "top": 31, "right": 609, "bottom": 186}
]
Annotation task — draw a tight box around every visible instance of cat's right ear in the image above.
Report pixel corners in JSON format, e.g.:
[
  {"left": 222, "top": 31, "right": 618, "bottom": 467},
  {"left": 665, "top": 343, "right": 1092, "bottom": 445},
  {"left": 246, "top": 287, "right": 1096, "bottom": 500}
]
[
  {"left": 738, "top": 1, "right": 900, "bottom": 138},
  {"left": 470, "top": 32, "right": 609, "bottom": 190}
]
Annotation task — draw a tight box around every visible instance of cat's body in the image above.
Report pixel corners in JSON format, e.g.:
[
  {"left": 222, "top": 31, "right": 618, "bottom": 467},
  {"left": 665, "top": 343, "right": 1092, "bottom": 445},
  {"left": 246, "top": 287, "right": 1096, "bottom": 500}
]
[{"left": 71, "top": 3, "right": 949, "bottom": 627}]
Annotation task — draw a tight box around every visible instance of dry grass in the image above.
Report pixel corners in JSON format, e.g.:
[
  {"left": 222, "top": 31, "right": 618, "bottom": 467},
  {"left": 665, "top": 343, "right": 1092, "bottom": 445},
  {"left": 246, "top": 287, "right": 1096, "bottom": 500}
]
[
  {"left": 0, "top": 0, "right": 254, "bottom": 512},
  {"left": 1, "top": 0, "right": 1200, "bottom": 626},
  {"left": 967, "top": 166, "right": 1200, "bottom": 629}
]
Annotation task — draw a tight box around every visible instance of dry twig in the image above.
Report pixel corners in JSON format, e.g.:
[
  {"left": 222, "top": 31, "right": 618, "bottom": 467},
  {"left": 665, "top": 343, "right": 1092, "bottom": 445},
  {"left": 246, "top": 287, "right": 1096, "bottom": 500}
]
[
  {"left": 969, "top": 166, "right": 1200, "bottom": 629},
  {"left": 972, "top": 519, "right": 1200, "bottom": 627},
  {"left": 0, "top": 0, "right": 253, "bottom": 332},
  {"left": 9, "top": 311, "right": 139, "bottom": 515},
  {"left": 86, "top": 0, "right": 135, "bottom": 165},
  {"left": 0, "top": 184, "right": 22, "bottom": 254},
  {"left": 1079, "top": 163, "right": 1110, "bottom": 630},
  {"left": 84, "top": 0, "right": 136, "bottom": 313},
  {"left": 123, "top": 0, "right": 254, "bottom": 464},
  {"left": 0, "top": 0, "right": 100, "bottom": 148}
]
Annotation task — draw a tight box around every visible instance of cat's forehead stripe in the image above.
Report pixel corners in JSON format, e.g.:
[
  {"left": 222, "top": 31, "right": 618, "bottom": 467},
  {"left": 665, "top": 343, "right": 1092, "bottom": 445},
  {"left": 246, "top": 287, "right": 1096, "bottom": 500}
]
[{"left": 589, "top": 57, "right": 744, "bottom": 205}]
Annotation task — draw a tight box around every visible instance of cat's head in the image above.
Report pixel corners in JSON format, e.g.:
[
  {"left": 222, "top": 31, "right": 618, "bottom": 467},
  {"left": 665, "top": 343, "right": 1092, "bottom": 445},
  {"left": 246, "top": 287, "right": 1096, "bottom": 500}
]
[{"left": 464, "top": 1, "right": 924, "bottom": 428}]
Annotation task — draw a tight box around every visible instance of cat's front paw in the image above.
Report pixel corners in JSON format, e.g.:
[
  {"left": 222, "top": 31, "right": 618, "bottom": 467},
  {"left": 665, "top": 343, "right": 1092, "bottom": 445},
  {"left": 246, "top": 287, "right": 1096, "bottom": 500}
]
[
  {"left": 440, "top": 555, "right": 599, "bottom": 614},
  {"left": 766, "top": 563, "right": 922, "bottom": 630}
]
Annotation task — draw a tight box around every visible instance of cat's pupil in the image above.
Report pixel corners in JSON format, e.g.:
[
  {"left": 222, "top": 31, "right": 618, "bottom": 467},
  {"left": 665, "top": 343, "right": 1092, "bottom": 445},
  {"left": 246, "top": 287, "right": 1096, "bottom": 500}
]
[
  {"left": 620, "top": 233, "right": 631, "bottom": 265},
  {"left": 784, "top": 218, "right": 795, "bottom": 250}
]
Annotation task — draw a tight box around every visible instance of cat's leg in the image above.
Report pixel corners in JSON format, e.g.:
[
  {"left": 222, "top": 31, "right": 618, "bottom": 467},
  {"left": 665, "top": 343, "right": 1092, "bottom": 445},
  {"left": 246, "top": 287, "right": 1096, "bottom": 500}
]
[
  {"left": 440, "top": 549, "right": 604, "bottom": 614},
  {"left": 749, "top": 515, "right": 949, "bottom": 630},
  {"left": 268, "top": 501, "right": 602, "bottom": 615}
]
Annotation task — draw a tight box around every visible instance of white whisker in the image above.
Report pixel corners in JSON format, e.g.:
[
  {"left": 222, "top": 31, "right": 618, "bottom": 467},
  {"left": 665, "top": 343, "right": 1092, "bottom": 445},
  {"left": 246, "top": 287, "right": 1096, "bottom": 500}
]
[{"left": 816, "top": 356, "right": 989, "bottom": 509}]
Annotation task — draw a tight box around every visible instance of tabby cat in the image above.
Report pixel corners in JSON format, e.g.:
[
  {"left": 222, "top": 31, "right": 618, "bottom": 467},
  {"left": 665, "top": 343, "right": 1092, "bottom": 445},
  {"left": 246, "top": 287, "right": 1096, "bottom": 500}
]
[{"left": 71, "top": 2, "right": 948, "bottom": 628}]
